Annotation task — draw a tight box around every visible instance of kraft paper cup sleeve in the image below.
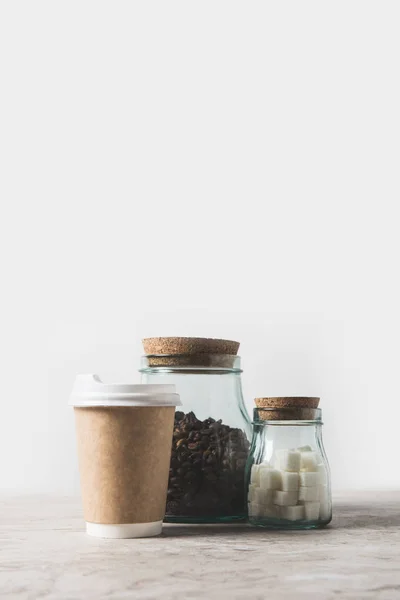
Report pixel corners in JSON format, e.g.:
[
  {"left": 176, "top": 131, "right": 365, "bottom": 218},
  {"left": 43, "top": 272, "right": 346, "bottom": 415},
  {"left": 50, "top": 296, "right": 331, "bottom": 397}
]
[{"left": 75, "top": 405, "right": 175, "bottom": 525}]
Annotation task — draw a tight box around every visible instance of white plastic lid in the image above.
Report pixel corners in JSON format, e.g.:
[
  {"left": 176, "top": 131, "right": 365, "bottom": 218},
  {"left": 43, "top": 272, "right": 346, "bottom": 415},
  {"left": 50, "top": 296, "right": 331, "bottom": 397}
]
[{"left": 69, "top": 374, "right": 181, "bottom": 407}]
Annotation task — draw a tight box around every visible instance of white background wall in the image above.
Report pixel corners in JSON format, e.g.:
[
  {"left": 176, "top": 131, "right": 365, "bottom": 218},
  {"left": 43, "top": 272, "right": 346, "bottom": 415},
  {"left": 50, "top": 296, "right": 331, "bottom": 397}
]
[{"left": 1, "top": 1, "right": 399, "bottom": 494}]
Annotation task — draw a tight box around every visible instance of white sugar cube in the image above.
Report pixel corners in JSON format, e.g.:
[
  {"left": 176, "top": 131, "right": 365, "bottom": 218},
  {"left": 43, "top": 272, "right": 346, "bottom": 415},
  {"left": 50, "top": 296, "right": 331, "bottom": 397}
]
[
  {"left": 281, "top": 505, "right": 305, "bottom": 521},
  {"left": 317, "top": 463, "right": 328, "bottom": 485},
  {"left": 247, "top": 483, "right": 257, "bottom": 502},
  {"left": 297, "top": 445, "right": 312, "bottom": 452},
  {"left": 260, "top": 468, "right": 282, "bottom": 490},
  {"left": 254, "top": 488, "right": 272, "bottom": 505},
  {"left": 303, "top": 502, "right": 320, "bottom": 521},
  {"left": 250, "top": 464, "right": 261, "bottom": 485},
  {"left": 259, "top": 463, "right": 271, "bottom": 475},
  {"left": 263, "top": 504, "right": 281, "bottom": 518},
  {"left": 273, "top": 490, "right": 299, "bottom": 506},
  {"left": 300, "top": 451, "right": 318, "bottom": 472},
  {"left": 318, "top": 484, "right": 329, "bottom": 504},
  {"left": 249, "top": 502, "right": 263, "bottom": 517},
  {"left": 299, "top": 486, "right": 319, "bottom": 502},
  {"left": 319, "top": 501, "right": 331, "bottom": 521},
  {"left": 276, "top": 450, "right": 301, "bottom": 472},
  {"left": 281, "top": 472, "right": 299, "bottom": 491},
  {"left": 299, "top": 472, "right": 318, "bottom": 487}
]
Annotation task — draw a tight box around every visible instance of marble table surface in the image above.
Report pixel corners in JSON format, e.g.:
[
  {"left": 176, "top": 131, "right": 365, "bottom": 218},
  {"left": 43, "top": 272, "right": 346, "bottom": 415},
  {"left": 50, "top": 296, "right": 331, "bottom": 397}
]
[{"left": 1, "top": 491, "right": 400, "bottom": 600}]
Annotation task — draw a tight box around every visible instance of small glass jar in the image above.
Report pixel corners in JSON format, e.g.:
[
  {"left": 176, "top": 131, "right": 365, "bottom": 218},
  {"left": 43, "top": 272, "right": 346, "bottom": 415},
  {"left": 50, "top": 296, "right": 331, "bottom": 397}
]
[
  {"left": 247, "top": 405, "right": 332, "bottom": 529},
  {"left": 140, "top": 337, "right": 251, "bottom": 523}
]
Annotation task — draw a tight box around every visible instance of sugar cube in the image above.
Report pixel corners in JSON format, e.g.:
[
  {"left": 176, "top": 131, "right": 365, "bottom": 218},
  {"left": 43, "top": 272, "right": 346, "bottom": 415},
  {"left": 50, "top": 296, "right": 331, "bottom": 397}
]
[
  {"left": 281, "top": 505, "right": 305, "bottom": 521},
  {"left": 317, "top": 463, "right": 328, "bottom": 485},
  {"left": 263, "top": 504, "right": 281, "bottom": 519},
  {"left": 299, "top": 486, "right": 319, "bottom": 502},
  {"left": 247, "top": 483, "right": 257, "bottom": 502},
  {"left": 318, "top": 484, "right": 329, "bottom": 504},
  {"left": 276, "top": 450, "right": 301, "bottom": 472},
  {"left": 254, "top": 488, "right": 272, "bottom": 506},
  {"left": 273, "top": 490, "right": 299, "bottom": 506},
  {"left": 319, "top": 501, "right": 331, "bottom": 521},
  {"left": 249, "top": 502, "right": 263, "bottom": 517},
  {"left": 281, "top": 472, "right": 299, "bottom": 491},
  {"left": 260, "top": 468, "right": 282, "bottom": 490},
  {"left": 299, "top": 472, "right": 318, "bottom": 487},
  {"left": 303, "top": 502, "right": 320, "bottom": 521},
  {"left": 258, "top": 463, "right": 271, "bottom": 475},
  {"left": 297, "top": 445, "right": 312, "bottom": 452},
  {"left": 300, "top": 451, "right": 318, "bottom": 472},
  {"left": 250, "top": 464, "right": 261, "bottom": 485}
]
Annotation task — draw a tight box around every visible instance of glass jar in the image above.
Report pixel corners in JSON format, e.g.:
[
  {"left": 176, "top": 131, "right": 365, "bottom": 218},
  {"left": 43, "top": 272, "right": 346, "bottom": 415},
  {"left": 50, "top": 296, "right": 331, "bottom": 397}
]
[
  {"left": 247, "top": 406, "right": 332, "bottom": 529},
  {"left": 140, "top": 337, "right": 251, "bottom": 523}
]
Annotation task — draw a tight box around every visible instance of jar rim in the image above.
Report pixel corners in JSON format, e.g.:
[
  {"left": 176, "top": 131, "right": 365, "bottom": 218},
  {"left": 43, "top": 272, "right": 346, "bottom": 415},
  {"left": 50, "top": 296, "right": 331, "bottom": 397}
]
[
  {"left": 140, "top": 354, "right": 242, "bottom": 373},
  {"left": 253, "top": 407, "right": 322, "bottom": 424}
]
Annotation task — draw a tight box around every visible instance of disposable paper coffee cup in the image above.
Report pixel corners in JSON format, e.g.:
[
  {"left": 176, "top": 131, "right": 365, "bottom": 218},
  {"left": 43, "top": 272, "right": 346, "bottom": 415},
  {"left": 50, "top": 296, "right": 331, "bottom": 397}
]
[{"left": 70, "top": 374, "right": 181, "bottom": 538}]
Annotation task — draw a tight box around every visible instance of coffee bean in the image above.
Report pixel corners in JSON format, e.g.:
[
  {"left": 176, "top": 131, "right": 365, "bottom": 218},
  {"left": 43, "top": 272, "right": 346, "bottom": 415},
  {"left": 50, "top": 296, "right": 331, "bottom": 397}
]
[
  {"left": 165, "top": 409, "right": 250, "bottom": 519},
  {"left": 188, "top": 443, "right": 200, "bottom": 451},
  {"left": 167, "top": 499, "right": 180, "bottom": 512}
]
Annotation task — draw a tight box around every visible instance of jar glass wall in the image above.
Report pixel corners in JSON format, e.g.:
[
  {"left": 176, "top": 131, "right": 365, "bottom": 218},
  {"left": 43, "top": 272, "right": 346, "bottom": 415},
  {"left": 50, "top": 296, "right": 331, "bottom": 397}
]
[
  {"left": 140, "top": 354, "right": 251, "bottom": 523},
  {"left": 247, "top": 407, "right": 332, "bottom": 529}
]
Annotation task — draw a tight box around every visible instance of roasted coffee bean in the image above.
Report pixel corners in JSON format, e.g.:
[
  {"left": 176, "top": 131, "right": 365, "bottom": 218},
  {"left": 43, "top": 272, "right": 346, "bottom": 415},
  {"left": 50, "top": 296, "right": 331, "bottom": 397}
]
[
  {"left": 166, "top": 409, "right": 249, "bottom": 518},
  {"left": 188, "top": 443, "right": 200, "bottom": 451},
  {"left": 236, "top": 451, "right": 247, "bottom": 459},
  {"left": 167, "top": 499, "right": 180, "bottom": 512}
]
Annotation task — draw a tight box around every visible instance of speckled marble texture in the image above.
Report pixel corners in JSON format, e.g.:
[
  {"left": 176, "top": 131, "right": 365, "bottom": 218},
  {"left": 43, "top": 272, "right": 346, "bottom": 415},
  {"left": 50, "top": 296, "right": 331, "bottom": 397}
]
[{"left": 1, "top": 492, "right": 400, "bottom": 599}]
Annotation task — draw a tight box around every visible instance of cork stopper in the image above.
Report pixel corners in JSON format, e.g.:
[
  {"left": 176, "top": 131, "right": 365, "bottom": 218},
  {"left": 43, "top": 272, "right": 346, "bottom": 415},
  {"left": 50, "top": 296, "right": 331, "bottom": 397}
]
[
  {"left": 142, "top": 337, "right": 240, "bottom": 368},
  {"left": 254, "top": 397, "right": 320, "bottom": 421}
]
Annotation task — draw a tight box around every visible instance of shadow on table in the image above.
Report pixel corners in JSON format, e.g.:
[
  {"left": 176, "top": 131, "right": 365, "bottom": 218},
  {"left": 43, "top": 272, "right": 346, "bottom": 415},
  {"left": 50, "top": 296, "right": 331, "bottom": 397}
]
[
  {"left": 162, "top": 523, "right": 333, "bottom": 538},
  {"left": 162, "top": 505, "right": 400, "bottom": 537}
]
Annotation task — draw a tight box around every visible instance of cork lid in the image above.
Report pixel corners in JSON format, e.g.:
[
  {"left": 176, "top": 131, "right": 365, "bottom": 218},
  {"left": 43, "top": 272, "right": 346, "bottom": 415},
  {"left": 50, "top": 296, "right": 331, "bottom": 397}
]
[
  {"left": 254, "top": 397, "right": 320, "bottom": 421},
  {"left": 142, "top": 337, "right": 240, "bottom": 368}
]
